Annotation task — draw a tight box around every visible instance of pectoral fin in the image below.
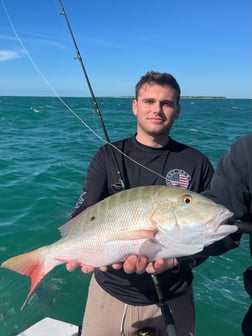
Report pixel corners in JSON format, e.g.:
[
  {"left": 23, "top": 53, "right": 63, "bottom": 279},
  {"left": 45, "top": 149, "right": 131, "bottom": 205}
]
[{"left": 108, "top": 228, "right": 158, "bottom": 242}]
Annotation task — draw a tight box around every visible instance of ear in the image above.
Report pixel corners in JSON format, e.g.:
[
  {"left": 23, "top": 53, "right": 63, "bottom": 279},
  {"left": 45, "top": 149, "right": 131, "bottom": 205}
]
[{"left": 132, "top": 99, "right": 138, "bottom": 116}]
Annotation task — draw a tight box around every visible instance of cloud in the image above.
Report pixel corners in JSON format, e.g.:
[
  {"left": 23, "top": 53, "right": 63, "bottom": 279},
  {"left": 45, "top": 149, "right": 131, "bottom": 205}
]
[
  {"left": 0, "top": 33, "right": 65, "bottom": 50},
  {"left": 0, "top": 50, "right": 23, "bottom": 61}
]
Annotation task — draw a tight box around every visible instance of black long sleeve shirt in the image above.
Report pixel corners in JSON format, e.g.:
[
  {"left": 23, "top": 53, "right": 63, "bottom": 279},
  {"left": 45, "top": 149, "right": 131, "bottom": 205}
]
[
  {"left": 203, "top": 135, "right": 252, "bottom": 221},
  {"left": 72, "top": 136, "right": 214, "bottom": 305},
  {"left": 202, "top": 135, "right": 252, "bottom": 256}
]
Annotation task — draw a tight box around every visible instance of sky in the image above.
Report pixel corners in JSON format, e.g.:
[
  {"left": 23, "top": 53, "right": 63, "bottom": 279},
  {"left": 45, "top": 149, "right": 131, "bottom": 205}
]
[{"left": 0, "top": 0, "right": 251, "bottom": 98}]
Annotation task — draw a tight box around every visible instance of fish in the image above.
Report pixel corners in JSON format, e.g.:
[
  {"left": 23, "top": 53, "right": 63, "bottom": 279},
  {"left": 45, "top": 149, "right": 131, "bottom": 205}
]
[{"left": 1, "top": 185, "right": 237, "bottom": 307}]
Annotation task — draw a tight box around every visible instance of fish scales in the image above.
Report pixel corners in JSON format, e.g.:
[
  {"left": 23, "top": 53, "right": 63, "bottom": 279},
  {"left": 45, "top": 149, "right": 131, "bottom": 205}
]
[{"left": 1, "top": 185, "right": 237, "bottom": 307}]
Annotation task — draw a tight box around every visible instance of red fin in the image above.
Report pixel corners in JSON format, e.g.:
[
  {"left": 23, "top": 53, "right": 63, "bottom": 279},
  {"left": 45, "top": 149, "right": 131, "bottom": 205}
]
[{"left": 1, "top": 247, "right": 56, "bottom": 309}]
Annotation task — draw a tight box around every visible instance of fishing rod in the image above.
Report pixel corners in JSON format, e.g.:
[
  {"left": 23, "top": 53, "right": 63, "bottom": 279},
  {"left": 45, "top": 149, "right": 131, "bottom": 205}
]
[
  {"left": 57, "top": 2, "right": 178, "bottom": 335},
  {"left": 58, "top": 0, "right": 125, "bottom": 190},
  {"left": 58, "top": 0, "right": 110, "bottom": 143},
  {"left": 151, "top": 274, "right": 178, "bottom": 336}
]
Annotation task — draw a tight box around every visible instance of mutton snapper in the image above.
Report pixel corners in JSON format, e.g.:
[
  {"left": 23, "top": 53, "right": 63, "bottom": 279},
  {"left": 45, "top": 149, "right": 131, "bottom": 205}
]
[{"left": 1, "top": 185, "right": 237, "bottom": 307}]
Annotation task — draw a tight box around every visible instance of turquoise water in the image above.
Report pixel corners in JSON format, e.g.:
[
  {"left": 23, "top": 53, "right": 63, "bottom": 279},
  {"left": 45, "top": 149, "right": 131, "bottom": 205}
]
[{"left": 0, "top": 96, "right": 251, "bottom": 335}]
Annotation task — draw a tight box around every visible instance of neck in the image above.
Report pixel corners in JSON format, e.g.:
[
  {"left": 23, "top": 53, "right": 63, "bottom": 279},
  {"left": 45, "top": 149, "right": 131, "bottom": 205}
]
[{"left": 135, "top": 133, "right": 170, "bottom": 148}]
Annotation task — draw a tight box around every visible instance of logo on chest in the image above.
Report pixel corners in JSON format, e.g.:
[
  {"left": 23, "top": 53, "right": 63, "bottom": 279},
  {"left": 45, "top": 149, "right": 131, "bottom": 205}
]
[{"left": 166, "top": 169, "right": 191, "bottom": 189}]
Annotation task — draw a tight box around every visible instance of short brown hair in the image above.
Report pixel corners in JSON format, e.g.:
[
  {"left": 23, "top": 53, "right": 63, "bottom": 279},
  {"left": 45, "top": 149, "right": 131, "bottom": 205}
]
[{"left": 135, "top": 71, "right": 181, "bottom": 103}]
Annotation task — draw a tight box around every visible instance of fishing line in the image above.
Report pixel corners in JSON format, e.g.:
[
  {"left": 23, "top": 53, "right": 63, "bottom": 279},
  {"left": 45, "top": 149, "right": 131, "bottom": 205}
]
[
  {"left": 1, "top": 0, "right": 106, "bottom": 143},
  {"left": 3, "top": 2, "right": 181, "bottom": 335},
  {"left": 1, "top": 0, "right": 166, "bottom": 183},
  {"left": 58, "top": 0, "right": 110, "bottom": 143}
]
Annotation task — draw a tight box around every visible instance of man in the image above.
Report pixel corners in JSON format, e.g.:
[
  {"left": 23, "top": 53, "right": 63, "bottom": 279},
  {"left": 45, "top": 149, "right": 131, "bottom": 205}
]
[
  {"left": 203, "top": 135, "right": 252, "bottom": 335},
  {"left": 68, "top": 71, "right": 214, "bottom": 335}
]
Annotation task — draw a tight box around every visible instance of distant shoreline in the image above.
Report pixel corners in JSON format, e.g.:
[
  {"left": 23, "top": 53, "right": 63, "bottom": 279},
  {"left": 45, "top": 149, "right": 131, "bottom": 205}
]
[
  {"left": 181, "top": 96, "right": 226, "bottom": 99},
  {"left": 114, "top": 96, "right": 227, "bottom": 99},
  {"left": 2, "top": 95, "right": 252, "bottom": 99}
]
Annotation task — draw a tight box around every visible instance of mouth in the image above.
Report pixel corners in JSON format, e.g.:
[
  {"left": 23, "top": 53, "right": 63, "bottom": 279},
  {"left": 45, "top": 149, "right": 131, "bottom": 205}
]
[
  {"left": 206, "top": 208, "right": 238, "bottom": 238},
  {"left": 148, "top": 117, "right": 165, "bottom": 123},
  {"left": 207, "top": 208, "right": 234, "bottom": 232}
]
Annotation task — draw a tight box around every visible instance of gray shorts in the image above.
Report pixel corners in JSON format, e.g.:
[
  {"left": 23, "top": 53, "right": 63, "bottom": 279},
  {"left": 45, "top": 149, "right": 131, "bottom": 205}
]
[{"left": 81, "top": 275, "right": 195, "bottom": 336}]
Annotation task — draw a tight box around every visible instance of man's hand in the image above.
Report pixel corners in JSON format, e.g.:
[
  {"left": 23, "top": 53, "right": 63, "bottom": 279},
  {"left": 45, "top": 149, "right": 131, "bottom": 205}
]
[
  {"left": 145, "top": 257, "right": 179, "bottom": 274},
  {"left": 66, "top": 260, "right": 107, "bottom": 273},
  {"left": 119, "top": 255, "right": 149, "bottom": 274},
  {"left": 65, "top": 256, "right": 179, "bottom": 275},
  {"left": 120, "top": 255, "right": 179, "bottom": 274}
]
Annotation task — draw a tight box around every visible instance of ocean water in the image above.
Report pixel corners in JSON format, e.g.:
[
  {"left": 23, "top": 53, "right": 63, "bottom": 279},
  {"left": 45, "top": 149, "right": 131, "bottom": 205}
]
[{"left": 0, "top": 96, "right": 251, "bottom": 335}]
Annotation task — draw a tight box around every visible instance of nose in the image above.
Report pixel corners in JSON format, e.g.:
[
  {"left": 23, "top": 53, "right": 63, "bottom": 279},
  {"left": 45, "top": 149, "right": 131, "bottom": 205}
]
[{"left": 153, "top": 101, "right": 162, "bottom": 112}]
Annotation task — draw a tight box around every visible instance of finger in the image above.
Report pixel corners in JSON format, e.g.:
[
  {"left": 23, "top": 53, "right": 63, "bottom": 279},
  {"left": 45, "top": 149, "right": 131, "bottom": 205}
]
[
  {"left": 123, "top": 255, "right": 138, "bottom": 274},
  {"left": 145, "top": 262, "right": 156, "bottom": 274},
  {"left": 136, "top": 256, "right": 149, "bottom": 274},
  {"left": 145, "top": 259, "right": 164, "bottom": 273},
  {"left": 98, "top": 266, "right": 108, "bottom": 272},
  {"left": 66, "top": 260, "right": 80, "bottom": 272},
  {"left": 81, "top": 264, "right": 95, "bottom": 273},
  {"left": 153, "top": 258, "right": 165, "bottom": 269},
  {"left": 112, "top": 263, "right": 123, "bottom": 270}
]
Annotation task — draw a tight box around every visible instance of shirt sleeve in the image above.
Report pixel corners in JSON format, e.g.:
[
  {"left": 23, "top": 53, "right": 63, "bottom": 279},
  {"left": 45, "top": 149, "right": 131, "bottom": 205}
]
[
  {"left": 201, "top": 135, "right": 252, "bottom": 256},
  {"left": 71, "top": 147, "right": 109, "bottom": 218},
  {"left": 204, "top": 136, "right": 251, "bottom": 219},
  {"left": 179, "top": 137, "right": 252, "bottom": 267}
]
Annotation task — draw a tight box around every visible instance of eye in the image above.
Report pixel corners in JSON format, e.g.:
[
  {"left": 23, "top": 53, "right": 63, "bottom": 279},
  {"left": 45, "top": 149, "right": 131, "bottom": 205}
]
[
  {"left": 182, "top": 195, "right": 192, "bottom": 204},
  {"left": 162, "top": 101, "right": 176, "bottom": 108},
  {"left": 143, "top": 98, "right": 155, "bottom": 105}
]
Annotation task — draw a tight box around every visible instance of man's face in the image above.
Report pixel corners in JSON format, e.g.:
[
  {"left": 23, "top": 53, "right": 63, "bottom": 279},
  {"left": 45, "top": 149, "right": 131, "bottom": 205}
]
[{"left": 132, "top": 83, "right": 180, "bottom": 138}]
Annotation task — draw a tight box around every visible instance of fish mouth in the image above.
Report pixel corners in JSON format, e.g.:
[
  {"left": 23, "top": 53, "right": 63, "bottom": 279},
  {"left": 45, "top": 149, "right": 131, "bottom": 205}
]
[{"left": 207, "top": 208, "right": 234, "bottom": 232}]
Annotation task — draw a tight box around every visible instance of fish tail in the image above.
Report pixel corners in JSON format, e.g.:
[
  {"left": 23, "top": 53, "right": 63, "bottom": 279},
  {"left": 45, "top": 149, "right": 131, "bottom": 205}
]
[{"left": 2, "top": 247, "right": 57, "bottom": 309}]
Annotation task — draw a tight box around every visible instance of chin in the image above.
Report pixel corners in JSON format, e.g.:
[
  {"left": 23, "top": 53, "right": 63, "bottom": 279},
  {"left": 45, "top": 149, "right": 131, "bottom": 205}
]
[
  {"left": 148, "top": 130, "right": 169, "bottom": 137},
  {"left": 148, "top": 125, "right": 170, "bottom": 133}
]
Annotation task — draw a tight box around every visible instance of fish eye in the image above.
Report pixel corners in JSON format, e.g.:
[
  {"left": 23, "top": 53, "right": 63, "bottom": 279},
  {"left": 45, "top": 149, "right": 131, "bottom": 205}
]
[{"left": 182, "top": 195, "right": 192, "bottom": 204}]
